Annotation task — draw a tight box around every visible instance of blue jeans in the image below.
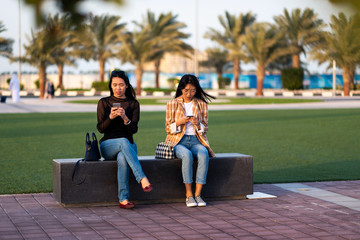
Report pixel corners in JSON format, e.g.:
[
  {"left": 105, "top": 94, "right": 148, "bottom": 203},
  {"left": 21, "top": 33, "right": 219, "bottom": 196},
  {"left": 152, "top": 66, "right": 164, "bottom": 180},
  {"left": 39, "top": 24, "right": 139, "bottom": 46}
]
[
  {"left": 100, "top": 138, "right": 146, "bottom": 202},
  {"left": 174, "top": 135, "right": 209, "bottom": 184}
]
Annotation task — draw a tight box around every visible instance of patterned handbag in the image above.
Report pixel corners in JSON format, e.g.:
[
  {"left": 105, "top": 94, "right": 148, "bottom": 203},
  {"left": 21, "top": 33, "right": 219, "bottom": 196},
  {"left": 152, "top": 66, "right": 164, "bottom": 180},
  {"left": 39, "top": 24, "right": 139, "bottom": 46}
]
[{"left": 155, "top": 142, "right": 175, "bottom": 159}]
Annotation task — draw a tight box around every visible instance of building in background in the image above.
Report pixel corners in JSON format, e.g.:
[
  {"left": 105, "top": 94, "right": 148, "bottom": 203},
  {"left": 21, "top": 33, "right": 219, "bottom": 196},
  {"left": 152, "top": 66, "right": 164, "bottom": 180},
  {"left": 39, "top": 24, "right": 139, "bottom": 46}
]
[{"left": 142, "top": 50, "right": 209, "bottom": 74}]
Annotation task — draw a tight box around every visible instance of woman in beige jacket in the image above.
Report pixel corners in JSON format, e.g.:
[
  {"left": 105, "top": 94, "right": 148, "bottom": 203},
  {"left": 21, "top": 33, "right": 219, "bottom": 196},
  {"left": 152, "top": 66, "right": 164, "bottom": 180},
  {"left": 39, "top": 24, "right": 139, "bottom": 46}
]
[{"left": 165, "top": 74, "right": 215, "bottom": 207}]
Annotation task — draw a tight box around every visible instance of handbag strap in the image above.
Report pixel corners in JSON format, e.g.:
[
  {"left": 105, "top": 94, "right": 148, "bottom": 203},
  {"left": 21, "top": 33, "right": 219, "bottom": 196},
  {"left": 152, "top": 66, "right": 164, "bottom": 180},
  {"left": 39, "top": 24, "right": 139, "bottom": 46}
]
[
  {"left": 71, "top": 158, "right": 87, "bottom": 185},
  {"left": 86, "top": 132, "right": 91, "bottom": 144},
  {"left": 92, "top": 132, "right": 98, "bottom": 142}
]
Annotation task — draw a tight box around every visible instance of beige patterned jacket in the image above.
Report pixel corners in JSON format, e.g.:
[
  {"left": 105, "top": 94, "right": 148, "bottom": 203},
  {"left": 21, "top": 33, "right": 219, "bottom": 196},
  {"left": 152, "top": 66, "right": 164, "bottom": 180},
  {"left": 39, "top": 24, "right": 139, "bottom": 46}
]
[{"left": 165, "top": 96, "right": 215, "bottom": 157}]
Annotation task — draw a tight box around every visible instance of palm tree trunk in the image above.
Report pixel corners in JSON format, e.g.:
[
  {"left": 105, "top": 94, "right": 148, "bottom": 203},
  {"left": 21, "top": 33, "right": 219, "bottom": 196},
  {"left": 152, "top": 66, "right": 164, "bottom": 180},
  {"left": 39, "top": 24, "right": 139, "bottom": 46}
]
[
  {"left": 350, "top": 68, "right": 355, "bottom": 90},
  {"left": 292, "top": 54, "right": 300, "bottom": 68},
  {"left": 233, "top": 58, "right": 240, "bottom": 90},
  {"left": 99, "top": 58, "right": 105, "bottom": 82},
  {"left": 154, "top": 59, "right": 161, "bottom": 89},
  {"left": 135, "top": 64, "right": 143, "bottom": 96},
  {"left": 38, "top": 62, "right": 47, "bottom": 99},
  {"left": 342, "top": 67, "right": 352, "bottom": 96},
  {"left": 57, "top": 64, "right": 63, "bottom": 89},
  {"left": 216, "top": 70, "right": 222, "bottom": 89},
  {"left": 216, "top": 69, "right": 222, "bottom": 80},
  {"left": 256, "top": 64, "right": 265, "bottom": 96}
]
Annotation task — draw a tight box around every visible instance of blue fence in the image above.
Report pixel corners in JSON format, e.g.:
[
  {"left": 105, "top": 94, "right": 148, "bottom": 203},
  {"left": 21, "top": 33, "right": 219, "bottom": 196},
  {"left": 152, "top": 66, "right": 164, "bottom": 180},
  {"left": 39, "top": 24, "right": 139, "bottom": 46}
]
[{"left": 127, "top": 72, "right": 360, "bottom": 89}]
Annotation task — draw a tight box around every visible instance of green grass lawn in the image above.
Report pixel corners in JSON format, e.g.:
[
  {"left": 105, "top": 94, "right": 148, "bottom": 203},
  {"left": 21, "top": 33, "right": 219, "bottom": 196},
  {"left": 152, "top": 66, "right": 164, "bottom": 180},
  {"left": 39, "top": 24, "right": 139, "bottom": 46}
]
[
  {"left": 0, "top": 108, "right": 359, "bottom": 194},
  {"left": 67, "top": 97, "right": 322, "bottom": 105}
]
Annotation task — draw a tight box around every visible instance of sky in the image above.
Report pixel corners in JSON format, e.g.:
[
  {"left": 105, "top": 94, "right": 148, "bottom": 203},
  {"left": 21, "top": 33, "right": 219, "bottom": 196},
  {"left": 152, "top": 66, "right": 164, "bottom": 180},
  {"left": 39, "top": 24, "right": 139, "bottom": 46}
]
[{"left": 0, "top": 0, "right": 356, "bottom": 75}]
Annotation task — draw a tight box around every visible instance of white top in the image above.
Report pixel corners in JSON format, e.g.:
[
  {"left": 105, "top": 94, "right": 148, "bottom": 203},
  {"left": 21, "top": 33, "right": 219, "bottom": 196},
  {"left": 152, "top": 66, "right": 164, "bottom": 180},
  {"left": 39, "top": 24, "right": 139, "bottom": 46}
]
[{"left": 184, "top": 101, "right": 195, "bottom": 135}]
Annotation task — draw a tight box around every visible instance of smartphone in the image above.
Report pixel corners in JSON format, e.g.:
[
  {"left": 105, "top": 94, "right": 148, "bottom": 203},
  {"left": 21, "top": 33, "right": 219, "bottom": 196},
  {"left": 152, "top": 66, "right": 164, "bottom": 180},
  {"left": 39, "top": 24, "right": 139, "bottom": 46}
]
[{"left": 113, "top": 103, "right": 121, "bottom": 108}]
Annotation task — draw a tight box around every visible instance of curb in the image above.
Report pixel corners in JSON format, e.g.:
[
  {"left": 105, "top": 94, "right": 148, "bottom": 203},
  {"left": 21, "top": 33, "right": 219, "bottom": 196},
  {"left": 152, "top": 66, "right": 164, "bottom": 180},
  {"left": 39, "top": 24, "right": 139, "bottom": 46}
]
[{"left": 1, "top": 89, "right": 360, "bottom": 97}]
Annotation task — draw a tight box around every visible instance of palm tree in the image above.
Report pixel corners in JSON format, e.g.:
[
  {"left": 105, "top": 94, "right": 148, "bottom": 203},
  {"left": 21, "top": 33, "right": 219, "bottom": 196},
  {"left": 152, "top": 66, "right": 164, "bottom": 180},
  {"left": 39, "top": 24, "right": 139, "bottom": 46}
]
[
  {"left": 118, "top": 28, "right": 157, "bottom": 95},
  {"left": 204, "top": 11, "right": 256, "bottom": 89},
  {"left": 200, "top": 47, "right": 229, "bottom": 80},
  {"left": 22, "top": 29, "right": 55, "bottom": 98},
  {"left": 83, "top": 14, "right": 126, "bottom": 82},
  {"left": 46, "top": 14, "right": 78, "bottom": 89},
  {"left": 310, "top": 12, "right": 360, "bottom": 96},
  {"left": 134, "top": 11, "right": 193, "bottom": 88},
  {"left": 23, "top": 0, "right": 125, "bottom": 26},
  {"left": 22, "top": 14, "right": 83, "bottom": 97},
  {"left": 266, "top": 54, "right": 293, "bottom": 72},
  {"left": 0, "top": 22, "right": 14, "bottom": 58},
  {"left": 243, "top": 23, "right": 294, "bottom": 96},
  {"left": 274, "top": 8, "right": 325, "bottom": 68}
]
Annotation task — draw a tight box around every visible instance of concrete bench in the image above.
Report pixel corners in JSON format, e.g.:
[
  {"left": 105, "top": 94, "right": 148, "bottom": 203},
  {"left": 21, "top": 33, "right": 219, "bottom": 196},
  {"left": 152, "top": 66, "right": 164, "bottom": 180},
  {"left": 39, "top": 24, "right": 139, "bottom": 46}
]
[{"left": 53, "top": 153, "right": 253, "bottom": 206}]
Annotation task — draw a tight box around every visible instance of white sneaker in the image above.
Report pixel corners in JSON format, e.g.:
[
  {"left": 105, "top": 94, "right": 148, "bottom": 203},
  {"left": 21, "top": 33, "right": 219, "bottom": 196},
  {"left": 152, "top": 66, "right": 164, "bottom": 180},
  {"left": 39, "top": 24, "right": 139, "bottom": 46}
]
[
  {"left": 186, "top": 196, "right": 198, "bottom": 207},
  {"left": 195, "top": 196, "right": 206, "bottom": 207}
]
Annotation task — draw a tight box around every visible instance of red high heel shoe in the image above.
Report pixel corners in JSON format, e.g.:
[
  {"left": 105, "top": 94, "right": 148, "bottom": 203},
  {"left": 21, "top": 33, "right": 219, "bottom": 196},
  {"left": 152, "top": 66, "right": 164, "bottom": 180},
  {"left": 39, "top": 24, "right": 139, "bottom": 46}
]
[
  {"left": 142, "top": 184, "right": 153, "bottom": 192},
  {"left": 119, "top": 201, "right": 135, "bottom": 209}
]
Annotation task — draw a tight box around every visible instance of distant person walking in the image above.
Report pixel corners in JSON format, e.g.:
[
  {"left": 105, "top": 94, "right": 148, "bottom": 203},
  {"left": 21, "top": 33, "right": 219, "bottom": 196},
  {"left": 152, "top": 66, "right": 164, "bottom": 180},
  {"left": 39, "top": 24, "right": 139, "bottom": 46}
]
[
  {"left": 45, "top": 79, "right": 55, "bottom": 99},
  {"left": 9, "top": 73, "right": 20, "bottom": 103}
]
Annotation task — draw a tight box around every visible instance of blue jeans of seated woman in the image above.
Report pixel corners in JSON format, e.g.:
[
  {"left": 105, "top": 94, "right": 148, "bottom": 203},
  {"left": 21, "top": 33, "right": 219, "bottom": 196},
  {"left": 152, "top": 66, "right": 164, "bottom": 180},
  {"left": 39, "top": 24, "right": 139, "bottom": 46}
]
[
  {"left": 174, "top": 135, "right": 209, "bottom": 185},
  {"left": 100, "top": 138, "right": 146, "bottom": 202}
]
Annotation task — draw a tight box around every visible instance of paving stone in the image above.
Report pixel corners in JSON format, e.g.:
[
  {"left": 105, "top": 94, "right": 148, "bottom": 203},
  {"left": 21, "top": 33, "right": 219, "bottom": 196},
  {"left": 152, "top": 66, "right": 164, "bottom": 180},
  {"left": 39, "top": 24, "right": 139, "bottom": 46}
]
[{"left": 1, "top": 180, "right": 360, "bottom": 239}]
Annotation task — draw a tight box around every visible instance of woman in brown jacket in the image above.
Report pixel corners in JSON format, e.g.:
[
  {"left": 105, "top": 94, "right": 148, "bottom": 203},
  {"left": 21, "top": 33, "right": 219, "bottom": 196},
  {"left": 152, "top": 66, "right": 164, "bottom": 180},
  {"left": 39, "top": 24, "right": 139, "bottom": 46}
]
[{"left": 165, "top": 74, "right": 215, "bottom": 207}]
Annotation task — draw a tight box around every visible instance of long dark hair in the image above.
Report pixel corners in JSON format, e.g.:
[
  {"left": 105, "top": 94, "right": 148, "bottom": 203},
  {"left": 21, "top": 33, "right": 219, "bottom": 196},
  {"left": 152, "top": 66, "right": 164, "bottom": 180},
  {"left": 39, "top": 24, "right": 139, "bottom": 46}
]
[
  {"left": 109, "top": 70, "right": 136, "bottom": 100},
  {"left": 175, "top": 74, "right": 215, "bottom": 104}
]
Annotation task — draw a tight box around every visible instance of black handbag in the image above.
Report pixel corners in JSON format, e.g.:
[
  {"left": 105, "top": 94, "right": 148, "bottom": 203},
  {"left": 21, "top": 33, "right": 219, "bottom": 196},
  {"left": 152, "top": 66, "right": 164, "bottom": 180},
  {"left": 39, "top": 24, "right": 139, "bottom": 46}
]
[
  {"left": 72, "top": 132, "right": 101, "bottom": 184},
  {"left": 155, "top": 142, "right": 175, "bottom": 159},
  {"left": 84, "top": 132, "right": 101, "bottom": 161}
]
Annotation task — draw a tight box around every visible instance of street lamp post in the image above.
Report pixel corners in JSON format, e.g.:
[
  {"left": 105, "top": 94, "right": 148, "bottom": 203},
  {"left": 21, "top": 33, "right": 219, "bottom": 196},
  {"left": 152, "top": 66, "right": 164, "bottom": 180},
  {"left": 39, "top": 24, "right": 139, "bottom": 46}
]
[
  {"left": 332, "top": 59, "right": 336, "bottom": 96},
  {"left": 194, "top": 0, "right": 199, "bottom": 77},
  {"left": 18, "top": 0, "right": 22, "bottom": 84}
]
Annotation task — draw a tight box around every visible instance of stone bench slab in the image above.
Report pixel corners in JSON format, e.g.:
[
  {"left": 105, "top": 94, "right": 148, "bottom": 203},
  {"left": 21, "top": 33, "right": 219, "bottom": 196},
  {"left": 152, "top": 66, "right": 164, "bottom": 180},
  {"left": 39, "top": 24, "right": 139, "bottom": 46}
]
[{"left": 53, "top": 153, "right": 253, "bottom": 206}]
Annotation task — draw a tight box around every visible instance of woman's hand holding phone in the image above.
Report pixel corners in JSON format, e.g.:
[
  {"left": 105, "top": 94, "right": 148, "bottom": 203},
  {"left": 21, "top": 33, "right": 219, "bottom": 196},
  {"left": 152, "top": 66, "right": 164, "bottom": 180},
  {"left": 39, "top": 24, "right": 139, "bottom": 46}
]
[
  {"left": 189, "top": 116, "right": 199, "bottom": 126},
  {"left": 110, "top": 103, "right": 122, "bottom": 119},
  {"left": 111, "top": 102, "right": 129, "bottom": 123},
  {"left": 176, "top": 115, "right": 191, "bottom": 126}
]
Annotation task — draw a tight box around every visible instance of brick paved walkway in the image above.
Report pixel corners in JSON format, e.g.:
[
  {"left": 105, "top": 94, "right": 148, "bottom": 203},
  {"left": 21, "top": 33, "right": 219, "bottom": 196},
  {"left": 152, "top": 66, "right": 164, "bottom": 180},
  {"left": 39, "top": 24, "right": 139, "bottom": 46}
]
[{"left": 1, "top": 180, "right": 360, "bottom": 240}]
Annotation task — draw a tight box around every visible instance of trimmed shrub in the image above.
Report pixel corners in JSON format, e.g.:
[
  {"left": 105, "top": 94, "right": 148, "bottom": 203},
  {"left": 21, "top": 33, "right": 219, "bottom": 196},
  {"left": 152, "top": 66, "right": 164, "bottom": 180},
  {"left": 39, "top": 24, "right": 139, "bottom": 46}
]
[
  {"left": 92, "top": 81, "right": 109, "bottom": 91},
  {"left": 218, "top": 77, "right": 231, "bottom": 89},
  {"left": 281, "top": 68, "right": 304, "bottom": 90},
  {"left": 34, "top": 80, "right": 39, "bottom": 89},
  {"left": 167, "top": 77, "right": 180, "bottom": 90}
]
